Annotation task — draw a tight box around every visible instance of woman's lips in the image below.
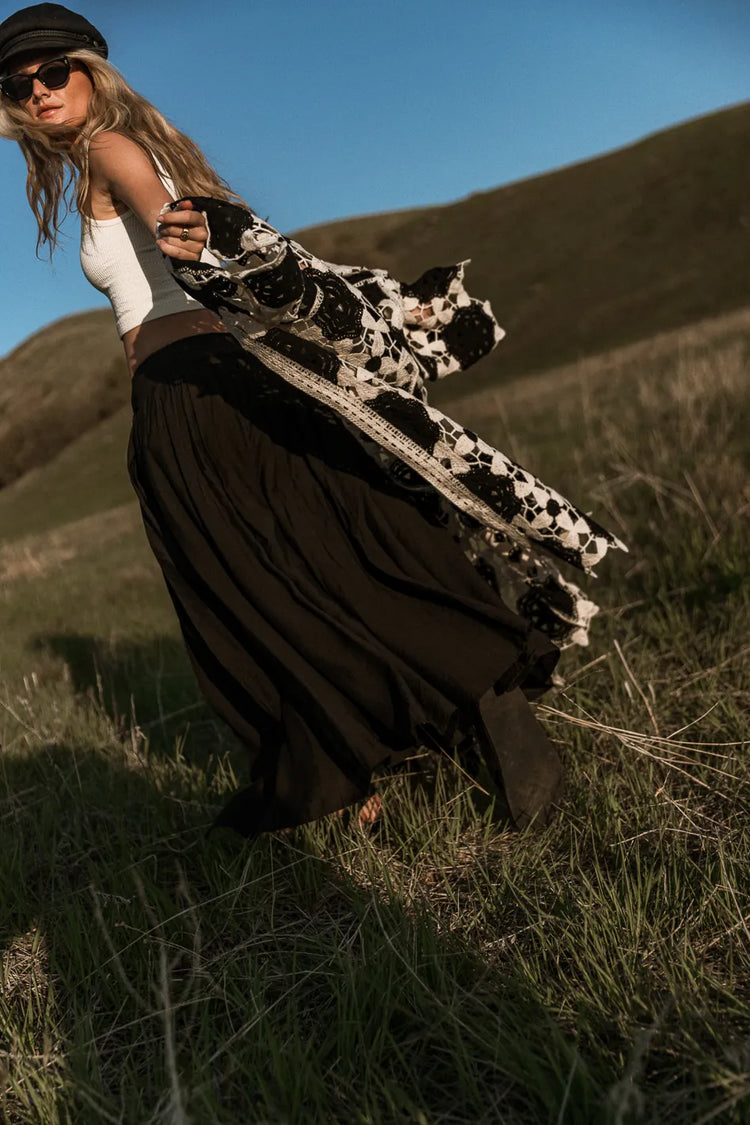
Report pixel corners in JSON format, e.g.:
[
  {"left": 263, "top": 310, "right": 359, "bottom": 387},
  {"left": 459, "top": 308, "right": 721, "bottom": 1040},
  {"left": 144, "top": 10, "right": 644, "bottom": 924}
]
[{"left": 37, "top": 106, "right": 60, "bottom": 119}]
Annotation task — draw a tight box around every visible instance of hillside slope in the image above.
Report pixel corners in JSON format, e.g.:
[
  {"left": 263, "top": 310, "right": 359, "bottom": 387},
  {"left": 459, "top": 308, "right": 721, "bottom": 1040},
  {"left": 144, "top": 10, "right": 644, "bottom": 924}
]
[
  {"left": 0, "top": 309, "right": 126, "bottom": 488},
  {"left": 1, "top": 101, "right": 747, "bottom": 492},
  {"left": 3, "top": 302, "right": 748, "bottom": 550},
  {"left": 298, "top": 102, "right": 750, "bottom": 388}
]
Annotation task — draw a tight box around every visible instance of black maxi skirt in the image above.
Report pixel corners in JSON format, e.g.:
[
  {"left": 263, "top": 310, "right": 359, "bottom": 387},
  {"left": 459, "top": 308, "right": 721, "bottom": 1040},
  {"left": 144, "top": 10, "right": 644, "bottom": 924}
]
[{"left": 127, "top": 333, "right": 560, "bottom": 834}]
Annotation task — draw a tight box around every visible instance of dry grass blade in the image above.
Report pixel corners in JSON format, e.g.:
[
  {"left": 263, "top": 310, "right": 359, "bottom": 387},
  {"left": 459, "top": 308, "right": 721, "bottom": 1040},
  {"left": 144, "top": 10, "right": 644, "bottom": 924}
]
[
  {"left": 537, "top": 704, "right": 746, "bottom": 797},
  {"left": 613, "top": 639, "right": 660, "bottom": 736}
]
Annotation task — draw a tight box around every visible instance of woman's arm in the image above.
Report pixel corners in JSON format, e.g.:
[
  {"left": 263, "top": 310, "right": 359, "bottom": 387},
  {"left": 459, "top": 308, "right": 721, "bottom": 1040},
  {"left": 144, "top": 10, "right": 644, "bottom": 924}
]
[
  {"left": 87, "top": 132, "right": 207, "bottom": 261},
  {"left": 164, "top": 195, "right": 314, "bottom": 324}
]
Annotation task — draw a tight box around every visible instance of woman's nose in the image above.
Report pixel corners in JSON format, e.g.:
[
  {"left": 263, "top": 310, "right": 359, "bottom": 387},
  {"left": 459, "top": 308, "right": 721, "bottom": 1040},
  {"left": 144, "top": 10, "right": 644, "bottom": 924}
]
[{"left": 31, "top": 78, "right": 48, "bottom": 101}]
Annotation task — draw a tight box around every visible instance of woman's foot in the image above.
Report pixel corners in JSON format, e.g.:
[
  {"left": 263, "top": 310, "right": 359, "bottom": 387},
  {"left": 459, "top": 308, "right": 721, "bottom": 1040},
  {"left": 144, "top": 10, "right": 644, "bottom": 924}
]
[
  {"left": 334, "top": 791, "right": 383, "bottom": 830},
  {"left": 357, "top": 792, "right": 382, "bottom": 828}
]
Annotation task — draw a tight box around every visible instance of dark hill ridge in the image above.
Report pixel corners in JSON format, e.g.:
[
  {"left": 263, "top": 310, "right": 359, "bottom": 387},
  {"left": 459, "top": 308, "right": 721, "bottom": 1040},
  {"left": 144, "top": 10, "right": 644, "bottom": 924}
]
[
  {"left": 0, "top": 309, "right": 126, "bottom": 489},
  {"left": 0, "top": 101, "right": 747, "bottom": 490},
  {"left": 297, "top": 101, "right": 750, "bottom": 392}
]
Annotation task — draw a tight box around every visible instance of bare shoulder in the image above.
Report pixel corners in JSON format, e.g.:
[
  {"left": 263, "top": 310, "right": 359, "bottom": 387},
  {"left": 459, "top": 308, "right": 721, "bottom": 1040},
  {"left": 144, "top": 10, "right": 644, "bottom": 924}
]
[
  {"left": 86, "top": 131, "right": 174, "bottom": 231},
  {"left": 88, "top": 131, "right": 154, "bottom": 178},
  {"left": 88, "top": 130, "right": 146, "bottom": 155},
  {"left": 86, "top": 131, "right": 173, "bottom": 225}
]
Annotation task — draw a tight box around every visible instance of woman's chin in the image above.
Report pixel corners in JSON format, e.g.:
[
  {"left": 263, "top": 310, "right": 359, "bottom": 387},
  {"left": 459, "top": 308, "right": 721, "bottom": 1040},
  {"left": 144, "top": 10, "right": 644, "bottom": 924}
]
[{"left": 31, "top": 115, "right": 83, "bottom": 139}]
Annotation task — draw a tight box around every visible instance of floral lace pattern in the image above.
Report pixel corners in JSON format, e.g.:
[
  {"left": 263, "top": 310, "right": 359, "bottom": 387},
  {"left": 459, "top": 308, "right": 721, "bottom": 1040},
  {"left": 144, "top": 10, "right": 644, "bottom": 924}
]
[{"left": 168, "top": 197, "right": 627, "bottom": 646}]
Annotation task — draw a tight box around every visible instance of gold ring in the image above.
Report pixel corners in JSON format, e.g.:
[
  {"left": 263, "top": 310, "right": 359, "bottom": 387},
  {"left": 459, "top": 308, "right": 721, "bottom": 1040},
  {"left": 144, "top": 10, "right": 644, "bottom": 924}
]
[{"left": 180, "top": 227, "right": 190, "bottom": 242}]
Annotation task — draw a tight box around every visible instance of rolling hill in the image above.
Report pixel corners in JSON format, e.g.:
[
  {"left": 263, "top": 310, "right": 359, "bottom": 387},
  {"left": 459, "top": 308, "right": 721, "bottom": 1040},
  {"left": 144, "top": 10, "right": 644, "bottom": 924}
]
[
  {"left": 1, "top": 101, "right": 747, "bottom": 496},
  {"left": 298, "top": 100, "right": 750, "bottom": 381},
  {"left": 0, "top": 309, "right": 126, "bottom": 489}
]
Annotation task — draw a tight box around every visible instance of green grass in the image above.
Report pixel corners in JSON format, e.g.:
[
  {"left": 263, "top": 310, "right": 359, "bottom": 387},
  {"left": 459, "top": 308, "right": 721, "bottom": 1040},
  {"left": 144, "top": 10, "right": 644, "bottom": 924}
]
[
  {"left": 0, "top": 325, "right": 749, "bottom": 1123},
  {"left": 0, "top": 410, "right": 133, "bottom": 545}
]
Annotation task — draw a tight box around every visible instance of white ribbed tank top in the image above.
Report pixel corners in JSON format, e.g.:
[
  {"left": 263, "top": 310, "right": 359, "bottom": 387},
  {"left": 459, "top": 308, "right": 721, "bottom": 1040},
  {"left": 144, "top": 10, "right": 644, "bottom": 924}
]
[{"left": 80, "top": 160, "right": 221, "bottom": 337}]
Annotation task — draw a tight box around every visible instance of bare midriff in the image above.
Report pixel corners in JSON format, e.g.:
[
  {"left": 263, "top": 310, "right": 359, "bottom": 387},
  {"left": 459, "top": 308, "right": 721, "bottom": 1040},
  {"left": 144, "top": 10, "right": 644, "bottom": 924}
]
[{"left": 122, "top": 309, "right": 229, "bottom": 378}]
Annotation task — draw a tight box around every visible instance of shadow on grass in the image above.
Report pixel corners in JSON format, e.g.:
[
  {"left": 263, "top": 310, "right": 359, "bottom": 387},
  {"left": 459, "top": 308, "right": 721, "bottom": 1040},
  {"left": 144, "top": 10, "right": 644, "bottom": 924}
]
[
  {"left": 33, "top": 631, "right": 236, "bottom": 764},
  {"left": 0, "top": 717, "right": 605, "bottom": 1123}
]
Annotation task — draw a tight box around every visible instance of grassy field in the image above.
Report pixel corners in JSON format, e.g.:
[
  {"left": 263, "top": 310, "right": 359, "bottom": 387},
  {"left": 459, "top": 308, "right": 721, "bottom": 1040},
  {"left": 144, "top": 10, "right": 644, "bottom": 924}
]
[{"left": 0, "top": 318, "right": 749, "bottom": 1123}]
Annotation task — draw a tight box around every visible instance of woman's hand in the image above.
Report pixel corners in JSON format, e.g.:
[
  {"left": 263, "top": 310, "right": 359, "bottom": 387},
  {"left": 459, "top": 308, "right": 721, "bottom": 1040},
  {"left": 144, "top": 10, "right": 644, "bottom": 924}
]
[{"left": 156, "top": 199, "right": 208, "bottom": 261}]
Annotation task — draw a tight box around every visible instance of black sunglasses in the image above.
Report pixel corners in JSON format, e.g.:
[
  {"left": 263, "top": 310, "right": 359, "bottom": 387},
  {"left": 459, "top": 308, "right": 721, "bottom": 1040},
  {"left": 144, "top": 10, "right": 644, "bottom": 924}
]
[{"left": 0, "top": 56, "right": 73, "bottom": 103}]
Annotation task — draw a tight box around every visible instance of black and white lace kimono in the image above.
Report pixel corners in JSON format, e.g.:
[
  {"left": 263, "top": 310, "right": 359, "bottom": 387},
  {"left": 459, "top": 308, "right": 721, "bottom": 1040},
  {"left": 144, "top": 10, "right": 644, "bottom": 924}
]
[{"left": 167, "top": 197, "right": 627, "bottom": 649}]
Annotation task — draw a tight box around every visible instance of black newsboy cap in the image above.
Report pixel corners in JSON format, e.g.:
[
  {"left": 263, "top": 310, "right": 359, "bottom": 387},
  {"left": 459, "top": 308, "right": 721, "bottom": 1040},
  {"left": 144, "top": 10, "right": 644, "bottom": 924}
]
[{"left": 0, "top": 4, "right": 107, "bottom": 74}]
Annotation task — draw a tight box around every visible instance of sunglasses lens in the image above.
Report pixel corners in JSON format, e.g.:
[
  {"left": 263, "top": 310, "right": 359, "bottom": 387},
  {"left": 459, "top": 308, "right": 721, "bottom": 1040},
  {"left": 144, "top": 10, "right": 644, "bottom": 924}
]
[
  {"left": 1, "top": 75, "right": 32, "bottom": 101},
  {"left": 1, "top": 58, "right": 70, "bottom": 102},
  {"left": 39, "top": 60, "right": 70, "bottom": 89}
]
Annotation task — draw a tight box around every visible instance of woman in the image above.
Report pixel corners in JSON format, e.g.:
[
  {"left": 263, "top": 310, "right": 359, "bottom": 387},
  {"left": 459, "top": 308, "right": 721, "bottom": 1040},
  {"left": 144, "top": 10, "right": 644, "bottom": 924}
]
[{"left": 0, "top": 4, "right": 625, "bottom": 835}]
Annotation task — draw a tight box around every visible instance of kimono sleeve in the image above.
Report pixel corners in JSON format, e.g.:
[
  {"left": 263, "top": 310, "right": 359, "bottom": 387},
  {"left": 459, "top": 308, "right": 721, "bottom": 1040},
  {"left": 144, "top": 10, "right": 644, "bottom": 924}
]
[
  {"left": 166, "top": 197, "right": 505, "bottom": 389},
  {"left": 165, "top": 196, "right": 317, "bottom": 326}
]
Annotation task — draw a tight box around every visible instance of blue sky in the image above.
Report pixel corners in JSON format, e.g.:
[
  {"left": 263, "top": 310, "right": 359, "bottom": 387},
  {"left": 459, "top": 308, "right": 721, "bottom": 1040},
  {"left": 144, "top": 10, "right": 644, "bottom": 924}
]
[{"left": 1, "top": 0, "right": 748, "bottom": 356}]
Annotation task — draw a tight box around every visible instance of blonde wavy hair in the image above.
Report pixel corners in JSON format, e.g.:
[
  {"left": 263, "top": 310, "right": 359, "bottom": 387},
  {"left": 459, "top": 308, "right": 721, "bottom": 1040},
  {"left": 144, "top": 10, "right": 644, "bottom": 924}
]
[{"left": 0, "top": 48, "right": 246, "bottom": 256}]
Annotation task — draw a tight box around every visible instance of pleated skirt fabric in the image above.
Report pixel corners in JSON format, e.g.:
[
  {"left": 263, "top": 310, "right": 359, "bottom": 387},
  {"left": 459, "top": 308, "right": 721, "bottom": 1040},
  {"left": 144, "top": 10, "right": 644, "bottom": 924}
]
[{"left": 127, "top": 333, "right": 559, "bottom": 833}]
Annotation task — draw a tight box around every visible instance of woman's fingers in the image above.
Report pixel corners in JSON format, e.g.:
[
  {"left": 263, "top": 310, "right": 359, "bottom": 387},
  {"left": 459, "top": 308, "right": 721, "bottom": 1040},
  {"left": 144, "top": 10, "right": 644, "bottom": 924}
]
[
  {"left": 157, "top": 239, "right": 205, "bottom": 261},
  {"left": 157, "top": 235, "right": 206, "bottom": 261},
  {"left": 157, "top": 212, "right": 205, "bottom": 237},
  {"left": 156, "top": 203, "right": 208, "bottom": 261}
]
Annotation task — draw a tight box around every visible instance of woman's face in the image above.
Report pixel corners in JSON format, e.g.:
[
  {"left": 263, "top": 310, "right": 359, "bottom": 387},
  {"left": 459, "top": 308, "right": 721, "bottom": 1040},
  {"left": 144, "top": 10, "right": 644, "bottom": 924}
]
[{"left": 5, "top": 51, "right": 93, "bottom": 127}]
